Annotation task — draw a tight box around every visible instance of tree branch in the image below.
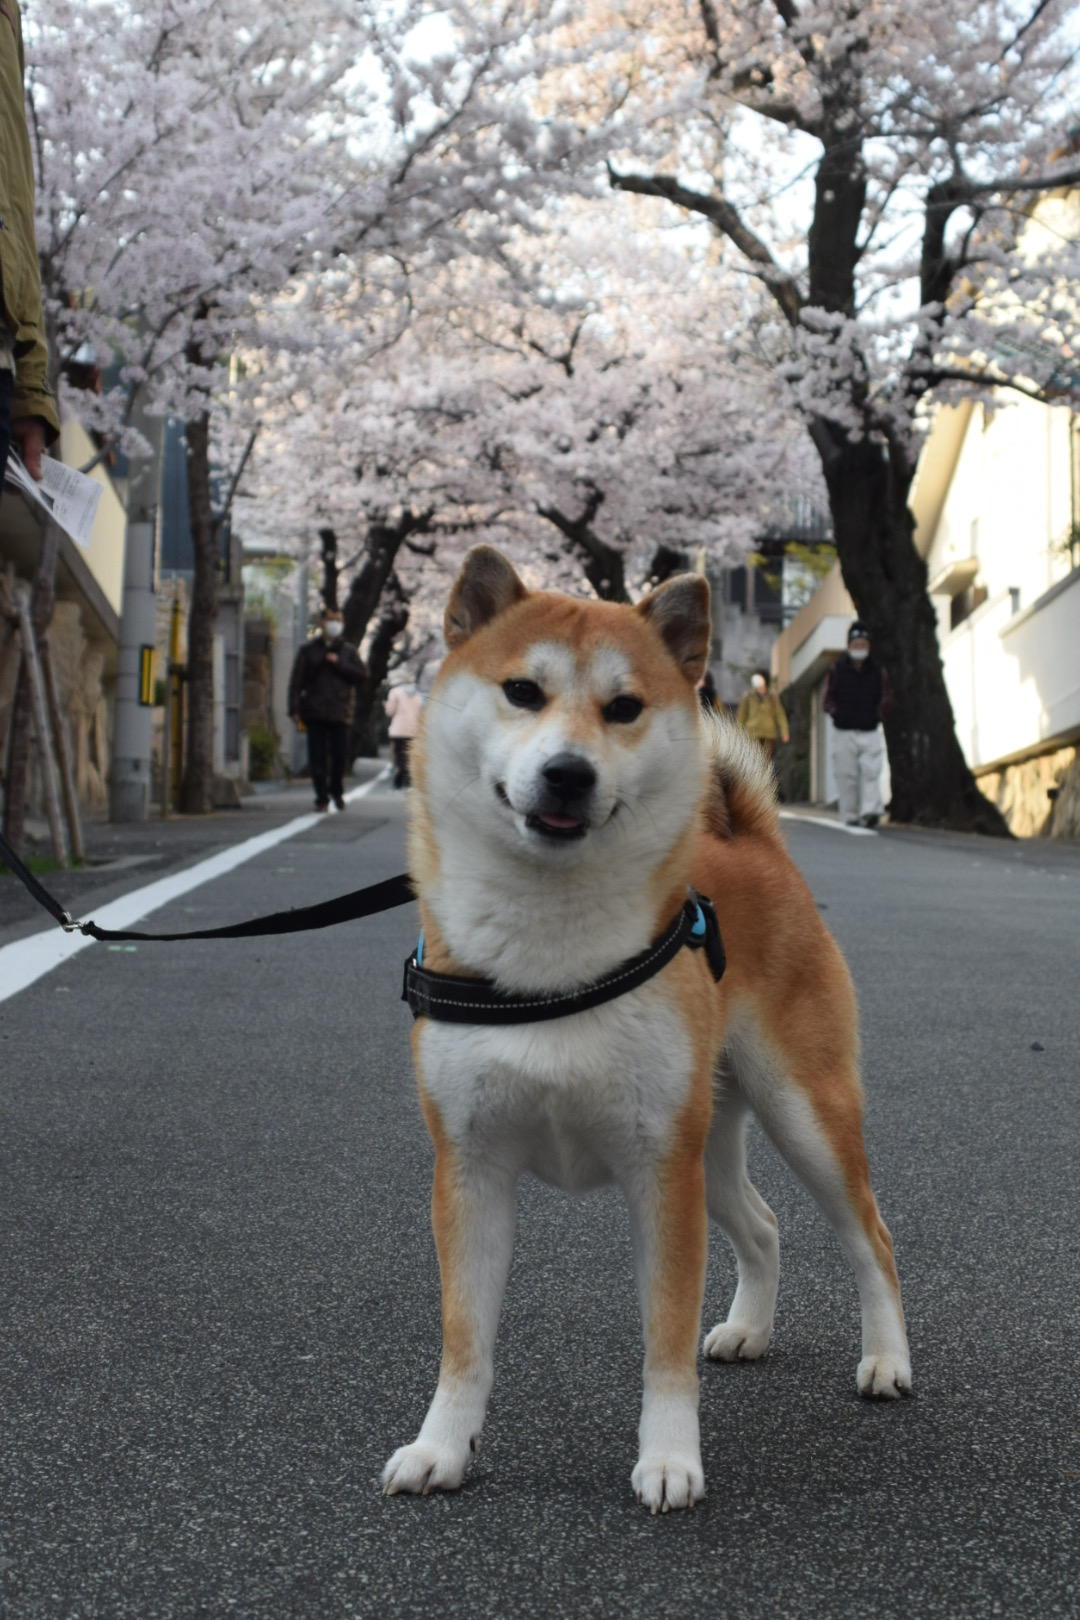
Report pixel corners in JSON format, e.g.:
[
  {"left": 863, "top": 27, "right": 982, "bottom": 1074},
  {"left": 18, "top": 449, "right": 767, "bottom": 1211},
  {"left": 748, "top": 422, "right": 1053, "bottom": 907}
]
[
  {"left": 607, "top": 165, "right": 804, "bottom": 326},
  {"left": 916, "top": 364, "right": 1078, "bottom": 405},
  {"left": 215, "top": 425, "right": 260, "bottom": 534}
]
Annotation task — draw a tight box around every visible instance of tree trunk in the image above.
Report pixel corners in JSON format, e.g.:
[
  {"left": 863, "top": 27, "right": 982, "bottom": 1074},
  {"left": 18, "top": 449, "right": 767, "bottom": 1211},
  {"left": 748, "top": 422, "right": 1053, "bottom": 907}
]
[
  {"left": 350, "top": 594, "right": 409, "bottom": 760},
  {"left": 821, "top": 435, "right": 1009, "bottom": 834},
  {"left": 576, "top": 538, "right": 627, "bottom": 602},
  {"left": 341, "top": 512, "right": 429, "bottom": 646},
  {"left": 318, "top": 527, "right": 339, "bottom": 612},
  {"left": 341, "top": 515, "right": 429, "bottom": 760},
  {"left": 644, "top": 544, "right": 690, "bottom": 588},
  {"left": 537, "top": 497, "right": 629, "bottom": 601},
  {"left": 180, "top": 410, "right": 218, "bottom": 814}
]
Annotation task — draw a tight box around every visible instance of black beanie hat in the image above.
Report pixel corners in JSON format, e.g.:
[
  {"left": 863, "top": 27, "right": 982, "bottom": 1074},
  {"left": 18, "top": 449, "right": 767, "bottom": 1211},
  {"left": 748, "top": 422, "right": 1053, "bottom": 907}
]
[{"left": 847, "top": 621, "right": 870, "bottom": 644}]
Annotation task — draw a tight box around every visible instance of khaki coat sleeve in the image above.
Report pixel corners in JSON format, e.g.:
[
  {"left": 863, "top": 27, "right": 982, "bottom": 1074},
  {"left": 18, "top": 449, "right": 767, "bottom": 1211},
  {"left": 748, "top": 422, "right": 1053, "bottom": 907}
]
[{"left": 0, "top": 1, "right": 61, "bottom": 439}]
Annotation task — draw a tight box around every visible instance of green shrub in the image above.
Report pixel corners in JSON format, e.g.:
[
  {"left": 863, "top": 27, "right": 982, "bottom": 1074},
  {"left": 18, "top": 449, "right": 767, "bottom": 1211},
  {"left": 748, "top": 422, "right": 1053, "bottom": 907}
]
[{"left": 247, "top": 723, "right": 280, "bottom": 781}]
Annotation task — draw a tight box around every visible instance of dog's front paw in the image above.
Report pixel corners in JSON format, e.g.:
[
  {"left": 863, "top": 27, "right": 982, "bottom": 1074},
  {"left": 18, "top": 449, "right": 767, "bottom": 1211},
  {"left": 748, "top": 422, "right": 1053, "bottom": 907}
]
[
  {"left": 631, "top": 1454, "right": 705, "bottom": 1514},
  {"left": 381, "top": 1440, "right": 471, "bottom": 1496},
  {"left": 856, "top": 1353, "right": 912, "bottom": 1400},
  {"left": 703, "top": 1320, "right": 772, "bottom": 1362}
]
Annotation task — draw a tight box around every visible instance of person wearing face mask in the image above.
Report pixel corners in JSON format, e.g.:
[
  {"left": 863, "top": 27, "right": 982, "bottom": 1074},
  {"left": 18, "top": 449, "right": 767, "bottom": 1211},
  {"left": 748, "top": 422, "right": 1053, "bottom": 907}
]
[
  {"left": 735, "top": 668, "right": 790, "bottom": 763},
  {"left": 288, "top": 607, "right": 366, "bottom": 811},
  {"left": 823, "top": 621, "right": 893, "bottom": 828}
]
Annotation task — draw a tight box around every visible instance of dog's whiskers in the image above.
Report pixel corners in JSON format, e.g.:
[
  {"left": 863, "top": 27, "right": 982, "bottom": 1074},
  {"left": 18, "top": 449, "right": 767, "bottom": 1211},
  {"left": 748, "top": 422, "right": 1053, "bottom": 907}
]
[
  {"left": 443, "top": 774, "right": 484, "bottom": 816},
  {"left": 421, "top": 692, "right": 465, "bottom": 714}
]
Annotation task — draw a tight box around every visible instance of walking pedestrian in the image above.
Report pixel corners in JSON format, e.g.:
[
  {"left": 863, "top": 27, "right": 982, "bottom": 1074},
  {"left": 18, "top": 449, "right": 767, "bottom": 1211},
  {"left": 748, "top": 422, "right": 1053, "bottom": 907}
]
[
  {"left": 288, "top": 608, "right": 365, "bottom": 810},
  {"left": 1, "top": 0, "right": 61, "bottom": 486},
  {"left": 385, "top": 677, "right": 424, "bottom": 790},
  {"left": 824, "top": 622, "right": 892, "bottom": 828},
  {"left": 735, "top": 669, "right": 789, "bottom": 762}
]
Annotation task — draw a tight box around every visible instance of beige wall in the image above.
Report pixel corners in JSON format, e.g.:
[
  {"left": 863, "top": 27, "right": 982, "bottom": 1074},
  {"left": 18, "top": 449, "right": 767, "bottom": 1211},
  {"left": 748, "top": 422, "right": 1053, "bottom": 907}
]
[
  {"left": 771, "top": 562, "right": 853, "bottom": 689},
  {"left": 57, "top": 418, "right": 127, "bottom": 618}
]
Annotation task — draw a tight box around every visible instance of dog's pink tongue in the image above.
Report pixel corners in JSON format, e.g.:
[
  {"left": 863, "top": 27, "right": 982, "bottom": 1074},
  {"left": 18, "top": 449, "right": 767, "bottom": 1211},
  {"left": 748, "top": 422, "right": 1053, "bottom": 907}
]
[{"left": 539, "top": 812, "right": 581, "bottom": 829}]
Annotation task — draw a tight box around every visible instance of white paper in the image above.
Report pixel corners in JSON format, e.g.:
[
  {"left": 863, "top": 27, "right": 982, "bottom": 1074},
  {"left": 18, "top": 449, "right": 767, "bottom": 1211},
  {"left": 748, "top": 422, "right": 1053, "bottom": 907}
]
[{"left": 4, "top": 450, "right": 103, "bottom": 549}]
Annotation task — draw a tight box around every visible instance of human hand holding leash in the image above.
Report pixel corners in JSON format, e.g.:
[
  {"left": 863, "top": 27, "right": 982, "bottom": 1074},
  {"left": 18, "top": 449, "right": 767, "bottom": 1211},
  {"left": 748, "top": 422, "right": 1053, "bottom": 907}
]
[{"left": 12, "top": 418, "right": 46, "bottom": 479}]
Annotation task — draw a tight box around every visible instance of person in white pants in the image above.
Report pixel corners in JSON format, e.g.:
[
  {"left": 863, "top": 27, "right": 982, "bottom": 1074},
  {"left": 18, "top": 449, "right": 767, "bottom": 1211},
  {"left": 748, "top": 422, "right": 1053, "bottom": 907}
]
[
  {"left": 833, "top": 727, "right": 885, "bottom": 823},
  {"left": 824, "top": 622, "right": 892, "bottom": 828}
]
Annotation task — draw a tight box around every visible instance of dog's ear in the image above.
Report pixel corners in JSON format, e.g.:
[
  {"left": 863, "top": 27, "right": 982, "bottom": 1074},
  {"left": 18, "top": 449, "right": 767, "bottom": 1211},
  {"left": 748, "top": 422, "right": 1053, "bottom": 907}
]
[
  {"left": 636, "top": 574, "right": 711, "bottom": 683},
  {"left": 445, "top": 547, "right": 528, "bottom": 648}
]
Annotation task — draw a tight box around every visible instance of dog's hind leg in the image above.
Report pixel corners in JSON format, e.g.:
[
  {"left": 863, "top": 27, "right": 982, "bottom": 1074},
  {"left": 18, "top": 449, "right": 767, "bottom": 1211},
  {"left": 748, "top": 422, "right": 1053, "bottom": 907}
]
[
  {"left": 382, "top": 1097, "right": 517, "bottom": 1496},
  {"left": 701, "top": 1088, "right": 780, "bottom": 1364},
  {"left": 731, "top": 1024, "right": 911, "bottom": 1399}
]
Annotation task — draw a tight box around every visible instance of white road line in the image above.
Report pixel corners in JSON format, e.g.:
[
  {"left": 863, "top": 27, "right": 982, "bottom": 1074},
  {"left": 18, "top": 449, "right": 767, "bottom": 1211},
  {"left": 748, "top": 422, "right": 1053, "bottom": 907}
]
[
  {"left": 779, "top": 810, "right": 877, "bottom": 837},
  {"left": 0, "top": 770, "right": 391, "bottom": 1005},
  {"left": 345, "top": 766, "right": 391, "bottom": 801}
]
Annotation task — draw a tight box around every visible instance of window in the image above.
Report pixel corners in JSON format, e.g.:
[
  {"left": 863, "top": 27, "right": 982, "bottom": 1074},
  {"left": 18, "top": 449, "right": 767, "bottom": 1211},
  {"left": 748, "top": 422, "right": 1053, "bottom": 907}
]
[{"left": 751, "top": 567, "right": 783, "bottom": 623}]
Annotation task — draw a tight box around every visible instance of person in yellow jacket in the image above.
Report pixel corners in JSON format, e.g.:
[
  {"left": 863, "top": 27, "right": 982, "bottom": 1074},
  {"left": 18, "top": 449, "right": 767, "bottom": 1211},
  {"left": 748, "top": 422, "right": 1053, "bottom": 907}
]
[
  {"left": 1, "top": 0, "right": 61, "bottom": 484},
  {"left": 735, "top": 669, "right": 790, "bottom": 762}
]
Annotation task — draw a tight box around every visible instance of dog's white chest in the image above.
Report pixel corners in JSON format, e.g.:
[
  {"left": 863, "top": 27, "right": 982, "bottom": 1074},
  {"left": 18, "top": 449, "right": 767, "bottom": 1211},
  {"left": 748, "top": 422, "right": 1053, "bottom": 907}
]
[{"left": 415, "top": 984, "right": 695, "bottom": 1191}]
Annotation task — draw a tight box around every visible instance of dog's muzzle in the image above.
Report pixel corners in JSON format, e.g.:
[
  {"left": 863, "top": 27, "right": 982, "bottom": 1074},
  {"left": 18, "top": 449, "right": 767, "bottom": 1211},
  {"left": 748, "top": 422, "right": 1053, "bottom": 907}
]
[{"left": 528, "top": 752, "right": 597, "bottom": 841}]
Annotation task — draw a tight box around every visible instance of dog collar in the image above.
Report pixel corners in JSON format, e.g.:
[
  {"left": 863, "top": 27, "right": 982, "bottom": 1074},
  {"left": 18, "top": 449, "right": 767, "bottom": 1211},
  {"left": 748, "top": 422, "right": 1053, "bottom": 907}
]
[{"left": 402, "top": 892, "right": 725, "bottom": 1025}]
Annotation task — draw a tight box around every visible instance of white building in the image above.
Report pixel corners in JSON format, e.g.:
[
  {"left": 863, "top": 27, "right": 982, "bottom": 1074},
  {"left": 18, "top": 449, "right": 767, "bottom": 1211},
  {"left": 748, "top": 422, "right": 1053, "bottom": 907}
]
[
  {"left": 772, "top": 395, "right": 1080, "bottom": 837},
  {"left": 919, "top": 399, "right": 1079, "bottom": 802}
]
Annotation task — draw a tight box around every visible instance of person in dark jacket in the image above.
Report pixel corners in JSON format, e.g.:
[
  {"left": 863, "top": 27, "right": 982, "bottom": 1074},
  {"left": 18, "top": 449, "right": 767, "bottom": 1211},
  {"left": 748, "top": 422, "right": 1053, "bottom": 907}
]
[
  {"left": 823, "top": 621, "right": 892, "bottom": 828},
  {"left": 288, "top": 608, "right": 366, "bottom": 810}
]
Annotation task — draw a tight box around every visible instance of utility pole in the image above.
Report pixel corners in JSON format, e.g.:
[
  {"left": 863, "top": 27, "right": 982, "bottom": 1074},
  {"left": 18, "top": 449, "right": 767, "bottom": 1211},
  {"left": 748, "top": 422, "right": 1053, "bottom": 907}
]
[{"left": 110, "top": 400, "right": 164, "bottom": 822}]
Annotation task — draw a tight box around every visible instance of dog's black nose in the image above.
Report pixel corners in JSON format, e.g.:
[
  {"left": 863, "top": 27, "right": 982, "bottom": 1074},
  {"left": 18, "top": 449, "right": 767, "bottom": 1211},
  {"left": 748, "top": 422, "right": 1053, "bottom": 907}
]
[{"left": 542, "top": 753, "right": 597, "bottom": 799}]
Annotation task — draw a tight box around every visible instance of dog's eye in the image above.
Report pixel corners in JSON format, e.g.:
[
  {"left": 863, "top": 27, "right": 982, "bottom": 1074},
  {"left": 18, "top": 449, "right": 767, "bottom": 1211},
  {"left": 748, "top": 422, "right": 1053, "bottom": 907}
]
[
  {"left": 502, "top": 679, "right": 546, "bottom": 711},
  {"left": 603, "top": 695, "right": 644, "bottom": 725}
]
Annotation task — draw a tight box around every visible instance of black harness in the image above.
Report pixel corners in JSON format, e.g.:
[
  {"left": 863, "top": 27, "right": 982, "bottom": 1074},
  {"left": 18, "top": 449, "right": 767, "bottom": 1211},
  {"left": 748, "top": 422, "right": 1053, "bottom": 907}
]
[{"left": 402, "top": 892, "right": 725, "bottom": 1025}]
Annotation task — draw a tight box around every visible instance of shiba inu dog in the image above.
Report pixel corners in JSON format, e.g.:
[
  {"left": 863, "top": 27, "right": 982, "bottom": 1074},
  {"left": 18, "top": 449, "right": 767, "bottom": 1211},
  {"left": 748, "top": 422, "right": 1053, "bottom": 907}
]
[{"left": 382, "top": 547, "right": 910, "bottom": 1513}]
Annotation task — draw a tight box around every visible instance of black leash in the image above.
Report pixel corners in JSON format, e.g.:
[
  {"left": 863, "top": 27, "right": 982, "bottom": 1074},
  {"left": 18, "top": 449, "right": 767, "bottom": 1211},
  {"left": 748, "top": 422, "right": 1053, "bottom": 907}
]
[
  {"left": 2, "top": 827, "right": 725, "bottom": 1028},
  {"left": 0, "top": 829, "right": 79, "bottom": 931},
  {"left": 0, "top": 826, "right": 413, "bottom": 941}
]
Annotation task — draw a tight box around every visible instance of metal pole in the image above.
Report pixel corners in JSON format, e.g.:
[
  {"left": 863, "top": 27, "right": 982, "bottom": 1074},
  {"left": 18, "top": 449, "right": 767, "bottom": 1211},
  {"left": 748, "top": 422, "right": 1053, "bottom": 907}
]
[
  {"left": 14, "top": 583, "right": 68, "bottom": 865},
  {"left": 160, "top": 591, "right": 183, "bottom": 817},
  {"left": 110, "top": 399, "right": 164, "bottom": 822},
  {"left": 160, "top": 653, "right": 171, "bottom": 820}
]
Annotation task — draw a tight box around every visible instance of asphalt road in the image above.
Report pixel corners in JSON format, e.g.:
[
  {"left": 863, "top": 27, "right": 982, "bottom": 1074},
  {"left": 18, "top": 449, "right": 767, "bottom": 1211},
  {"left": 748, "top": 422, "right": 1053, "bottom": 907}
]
[{"left": 1, "top": 785, "right": 1077, "bottom": 1619}]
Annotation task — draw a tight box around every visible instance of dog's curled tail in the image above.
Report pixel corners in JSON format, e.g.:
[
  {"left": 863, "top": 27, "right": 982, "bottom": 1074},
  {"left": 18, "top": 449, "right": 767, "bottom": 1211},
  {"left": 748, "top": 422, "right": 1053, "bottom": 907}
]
[{"left": 702, "top": 712, "right": 780, "bottom": 842}]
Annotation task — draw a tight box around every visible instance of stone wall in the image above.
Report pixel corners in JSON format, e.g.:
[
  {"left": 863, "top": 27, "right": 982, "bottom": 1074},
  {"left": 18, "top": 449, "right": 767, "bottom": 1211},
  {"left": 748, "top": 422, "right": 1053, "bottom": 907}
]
[
  {"left": 50, "top": 601, "right": 110, "bottom": 812},
  {"left": 976, "top": 744, "right": 1080, "bottom": 840},
  {"left": 0, "top": 598, "right": 111, "bottom": 816}
]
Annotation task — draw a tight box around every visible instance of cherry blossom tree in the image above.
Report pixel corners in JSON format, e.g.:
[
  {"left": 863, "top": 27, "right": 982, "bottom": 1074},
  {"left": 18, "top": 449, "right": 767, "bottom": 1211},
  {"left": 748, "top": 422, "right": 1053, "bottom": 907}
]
[
  {"left": 235, "top": 210, "right": 821, "bottom": 747},
  {"left": 588, "top": 0, "right": 1080, "bottom": 830},
  {"left": 240, "top": 209, "right": 819, "bottom": 592},
  {"left": 23, "top": 0, "right": 593, "bottom": 809}
]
